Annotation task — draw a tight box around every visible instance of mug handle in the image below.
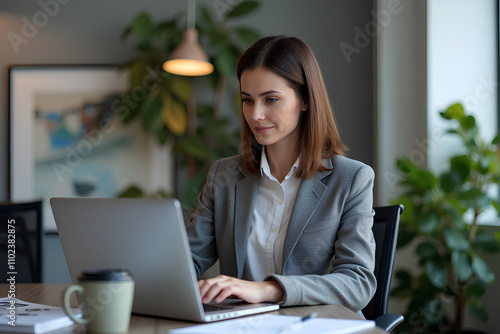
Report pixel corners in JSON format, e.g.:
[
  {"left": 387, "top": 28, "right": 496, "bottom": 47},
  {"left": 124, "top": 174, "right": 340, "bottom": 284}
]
[{"left": 63, "top": 285, "right": 88, "bottom": 324}]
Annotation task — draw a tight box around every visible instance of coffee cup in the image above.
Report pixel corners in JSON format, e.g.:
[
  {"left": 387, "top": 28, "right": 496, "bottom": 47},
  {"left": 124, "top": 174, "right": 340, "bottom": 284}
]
[{"left": 63, "top": 269, "right": 135, "bottom": 333}]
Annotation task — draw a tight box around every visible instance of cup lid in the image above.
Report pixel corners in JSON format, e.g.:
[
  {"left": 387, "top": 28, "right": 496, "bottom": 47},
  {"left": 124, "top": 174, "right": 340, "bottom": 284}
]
[{"left": 78, "top": 269, "right": 133, "bottom": 281}]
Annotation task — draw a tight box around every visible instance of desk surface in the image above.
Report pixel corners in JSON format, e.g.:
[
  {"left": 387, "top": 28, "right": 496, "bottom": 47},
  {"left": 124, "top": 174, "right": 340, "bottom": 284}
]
[{"left": 0, "top": 284, "right": 386, "bottom": 333}]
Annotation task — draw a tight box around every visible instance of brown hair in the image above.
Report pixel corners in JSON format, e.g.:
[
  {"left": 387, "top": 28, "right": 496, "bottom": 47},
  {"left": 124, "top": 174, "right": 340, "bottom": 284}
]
[{"left": 237, "top": 36, "right": 347, "bottom": 178}]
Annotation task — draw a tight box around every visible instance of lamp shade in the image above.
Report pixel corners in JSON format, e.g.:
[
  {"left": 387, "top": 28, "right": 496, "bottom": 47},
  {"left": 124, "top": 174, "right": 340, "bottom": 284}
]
[{"left": 163, "top": 28, "right": 214, "bottom": 76}]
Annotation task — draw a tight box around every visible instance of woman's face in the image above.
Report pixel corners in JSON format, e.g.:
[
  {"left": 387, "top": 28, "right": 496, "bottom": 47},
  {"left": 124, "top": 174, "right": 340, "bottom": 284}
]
[{"left": 240, "top": 66, "right": 307, "bottom": 150}]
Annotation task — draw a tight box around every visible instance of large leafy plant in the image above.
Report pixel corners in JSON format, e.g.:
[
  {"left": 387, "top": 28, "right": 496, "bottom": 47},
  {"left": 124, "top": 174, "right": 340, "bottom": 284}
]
[
  {"left": 392, "top": 103, "right": 500, "bottom": 333},
  {"left": 118, "top": 2, "right": 260, "bottom": 209}
]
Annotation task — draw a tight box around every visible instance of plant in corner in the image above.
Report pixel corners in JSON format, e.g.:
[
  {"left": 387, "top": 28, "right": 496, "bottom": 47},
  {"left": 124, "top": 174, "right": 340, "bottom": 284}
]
[
  {"left": 391, "top": 103, "right": 500, "bottom": 334},
  {"left": 117, "top": 2, "right": 261, "bottom": 210}
]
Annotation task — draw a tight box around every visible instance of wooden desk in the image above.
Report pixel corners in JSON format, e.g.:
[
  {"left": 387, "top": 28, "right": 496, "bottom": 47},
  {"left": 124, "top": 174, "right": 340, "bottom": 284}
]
[{"left": 0, "top": 284, "right": 386, "bottom": 333}]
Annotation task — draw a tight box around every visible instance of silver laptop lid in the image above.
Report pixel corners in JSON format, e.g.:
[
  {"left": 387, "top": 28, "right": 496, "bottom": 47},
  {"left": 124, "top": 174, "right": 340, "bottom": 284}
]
[{"left": 51, "top": 197, "right": 206, "bottom": 322}]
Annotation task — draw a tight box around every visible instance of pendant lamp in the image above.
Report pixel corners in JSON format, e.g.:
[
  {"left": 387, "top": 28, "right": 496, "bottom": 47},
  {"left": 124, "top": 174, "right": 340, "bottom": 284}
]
[{"left": 163, "top": 0, "right": 214, "bottom": 76}]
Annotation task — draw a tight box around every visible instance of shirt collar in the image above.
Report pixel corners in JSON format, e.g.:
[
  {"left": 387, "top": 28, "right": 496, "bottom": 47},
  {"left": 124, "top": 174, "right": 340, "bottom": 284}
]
[{"left": 260, "top": 147, "right": 300, "bottom": 181}]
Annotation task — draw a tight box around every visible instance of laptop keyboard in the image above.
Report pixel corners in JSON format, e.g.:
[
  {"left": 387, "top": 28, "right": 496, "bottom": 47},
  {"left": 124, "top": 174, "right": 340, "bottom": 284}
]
[{"left": 203, "top": 304, "right": 235, "bottom": 312}]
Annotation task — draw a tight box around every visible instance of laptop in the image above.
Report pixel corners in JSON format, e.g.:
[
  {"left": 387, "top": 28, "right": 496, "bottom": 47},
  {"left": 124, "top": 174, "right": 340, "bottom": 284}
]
[{"left": 50, "top": 197, "right": 279, "bottom": 322}]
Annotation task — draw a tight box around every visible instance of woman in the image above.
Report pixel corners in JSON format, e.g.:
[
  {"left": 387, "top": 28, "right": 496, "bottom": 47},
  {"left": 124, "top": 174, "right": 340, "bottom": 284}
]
[{"left": 186, "top": 36, "right": 376, "bottom": 316}]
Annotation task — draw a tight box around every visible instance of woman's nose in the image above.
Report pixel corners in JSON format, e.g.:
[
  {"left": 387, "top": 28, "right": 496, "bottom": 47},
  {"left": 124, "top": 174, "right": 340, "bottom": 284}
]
[{"left": 251, "top": 104, "right": 265, "bottom": 121}]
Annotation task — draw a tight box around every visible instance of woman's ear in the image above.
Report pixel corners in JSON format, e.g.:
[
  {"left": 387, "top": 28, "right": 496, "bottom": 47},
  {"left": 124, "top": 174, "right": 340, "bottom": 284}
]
[{"left": 302, "top": 103, "right": 309, "bottom": 112}]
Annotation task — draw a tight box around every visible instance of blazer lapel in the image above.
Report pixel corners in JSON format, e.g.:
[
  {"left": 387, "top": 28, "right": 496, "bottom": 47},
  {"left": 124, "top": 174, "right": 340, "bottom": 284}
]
[
  {"left": 282, "top": 159, "right": 334, "bottom": 268},
  {"left": 234, "top": 165, "right": 260, "bottom": 278}
]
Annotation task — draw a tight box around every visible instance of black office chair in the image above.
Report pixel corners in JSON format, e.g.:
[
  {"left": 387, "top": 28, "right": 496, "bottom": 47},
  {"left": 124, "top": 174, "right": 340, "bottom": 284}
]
[
  {"left": 362, "top": 204, "right": 404, "bottom": 333},
  {"left": 0, "top": 200, "right": 43, "bottom": 283}
]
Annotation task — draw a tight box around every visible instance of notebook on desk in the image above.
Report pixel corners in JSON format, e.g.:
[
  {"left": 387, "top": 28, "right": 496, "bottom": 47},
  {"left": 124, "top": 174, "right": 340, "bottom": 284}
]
[{"left": 50, "top": 197, "right": 279, "bottom": 322}]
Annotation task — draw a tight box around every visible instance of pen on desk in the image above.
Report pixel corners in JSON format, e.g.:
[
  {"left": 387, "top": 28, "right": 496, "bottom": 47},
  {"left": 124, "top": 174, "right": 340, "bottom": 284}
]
[{"left": 280, "top": 312, "right": 318, "bottom": 333}]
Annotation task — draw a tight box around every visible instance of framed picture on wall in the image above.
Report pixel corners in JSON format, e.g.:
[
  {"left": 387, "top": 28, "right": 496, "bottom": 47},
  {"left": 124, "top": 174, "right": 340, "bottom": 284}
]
[{"left": 8, "top": 65, "right": 172, "bottom": 231}]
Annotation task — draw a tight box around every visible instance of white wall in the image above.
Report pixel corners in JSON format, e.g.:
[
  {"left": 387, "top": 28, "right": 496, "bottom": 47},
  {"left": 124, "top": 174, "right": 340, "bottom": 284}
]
[{"left": 428, "top": 0, "right": 498, "bottom": 174}]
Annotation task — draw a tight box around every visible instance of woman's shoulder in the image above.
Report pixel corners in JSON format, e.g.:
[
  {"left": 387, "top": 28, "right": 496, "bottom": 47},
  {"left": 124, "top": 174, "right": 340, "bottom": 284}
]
[
  {"left": 207, "top": 154, "right": 245, "bottom": 177},
  {"left": 326, "top": 155, "right": 374, "bottom": 179},
  {"left": 212, "top": 154, "right": 244, "bottom": 169}
]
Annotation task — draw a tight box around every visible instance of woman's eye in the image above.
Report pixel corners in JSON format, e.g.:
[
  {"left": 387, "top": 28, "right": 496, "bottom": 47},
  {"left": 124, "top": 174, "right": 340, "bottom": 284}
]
[
  {"left": 242, "top": 98, "right": 254, "bottom": 105},
  {"left": 266, "top": 97, "right": 278, "bottom": 103}
]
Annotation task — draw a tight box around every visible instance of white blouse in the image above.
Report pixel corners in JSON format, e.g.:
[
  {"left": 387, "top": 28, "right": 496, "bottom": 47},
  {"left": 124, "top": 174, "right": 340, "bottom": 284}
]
[{"left": 244, "top": 148, "right": 301, "bottom": 281}]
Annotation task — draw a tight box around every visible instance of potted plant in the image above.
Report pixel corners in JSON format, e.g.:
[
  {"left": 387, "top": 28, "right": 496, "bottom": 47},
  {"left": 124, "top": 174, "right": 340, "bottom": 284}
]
[
  {"left": 117, "top": 1, "right": 261, "bottom": 209},
  {"left": 391, "top": 103, "right": 500, "bottom": 333}
]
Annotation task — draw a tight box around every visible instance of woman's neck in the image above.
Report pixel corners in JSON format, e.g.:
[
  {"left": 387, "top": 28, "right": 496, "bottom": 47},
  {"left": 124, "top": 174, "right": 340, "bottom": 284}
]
[{"left": 265, "top": 144, "right": 299, "bottom": 183}]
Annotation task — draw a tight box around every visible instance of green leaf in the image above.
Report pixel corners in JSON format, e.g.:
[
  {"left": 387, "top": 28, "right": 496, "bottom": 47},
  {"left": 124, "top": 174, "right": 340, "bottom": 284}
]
[
  {"left": 451, "top": 250, "right": 473, "bottom": 282},
  {"left": 492, "top": 134, "right": 500, "bottom": 144},
  {"left": 118, "top": 92, "right": 141, "bottom": 123},
  {"left": 422, "top": 299, "right": 445, "bottom": 325},
  {"left": 117, "top": 185, "right": 144, "bottom": 198},
  {"left": 197, "top": 104, "right": 214, "bottom": 117},
  {"left": 487, "top": 154, "right": 498, "bottom": 174},
  {"left": 495, "top": 231, "right": 500, "bottom": 243},
  {"left": 174, "top": 137, "right": 208, "bottom": 160},
  {"left": 157, "top": 125, "right": 170, "bottom": 145},
  {"left": 417, "top": 274, "right": 442, "bottom": 299},
  {"left": 425, "top": 258, "right": 447, "bottom": 289},
  {"left": 416, "top": 242, "right": 439, "bottom": 259},
  {"left": 120, "top": 25, "right": 132, "bottom": 41},
  {"left": 396, "top": 226, "right": 416, "bottom": 248},
  {"left": 413, "top": 170, "right": 436, "bottom": 190},
  {"left": 226, "top": 1, "right": 259, "bottom": 19},
  {"left": 450, "top": 155, "right": 471, "bottom": 180},
  {"left": 390, "top": 270, "right": 412, "bottom": 297},
  {"left": 441, "top": 103, "right": 465, "bottom": 121},
  {"left": 200, "top": 5, "right": 214, "bottom": 25},
  {"left": 396, "top": 157, "right": 417, "bottom": 174},
  {"left": 234, "top": 27, "right": 260, "bottom": 45},
  {"left": 468, "top": 301, "right": 488, "bottom": 322},
  {"left": 443, "top": 201, "right": 465, "bottom": 223},
  {"left": 129, "top": 60, "right": 149, "bottom": 89},
  {"left": 131, "top": 12, "right": 155, "bottom": 42},
  {"left": 471, "top": 253, "right": 495, "bottom": 285},
  {"left": 462, "top": 115, "right": 476, "bottom": 130},
  {"left": 416, "top": 210, "right": 440, "bottom": 234},
  {"left": 215, "top": 48, "right": 236, "bottom": 77},
  {"left": 457, "top": 189, "right": 490, "bottom": 209},
  {"left": 444, "top": 228, "right": 470, "bottom": 251},
  {"left": 466, "top": 282, "right": 486, "bottom": 298},
  {"left": 140, "top": 93, "right": 163, "bottom": 133},
  {"left": 155, "top": 18, "right": 178, "bottom": 42},
  {"left": 440, "top": 171, "right": 461, "bottom": 193},
  {"left": 161, "top": 96, "right": 187, "bottom": 136},
  {"left": 170, "top": 76, "right": 192, "bottom": 102},
  {"left": 491, "top": 199, "right": 500, "bottom": 216},
  {"left": 472, "top": 234, "right": 500, "bottom": 252}
]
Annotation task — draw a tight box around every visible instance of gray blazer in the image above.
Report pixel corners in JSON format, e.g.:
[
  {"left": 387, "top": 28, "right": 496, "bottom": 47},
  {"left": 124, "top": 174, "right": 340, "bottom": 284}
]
[{"left": 186, "top": 154, "right": 377, "bottom": 314}]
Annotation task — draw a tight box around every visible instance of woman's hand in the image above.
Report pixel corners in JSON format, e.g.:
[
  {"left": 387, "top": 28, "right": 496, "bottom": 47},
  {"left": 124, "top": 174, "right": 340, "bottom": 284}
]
[{"left": 197, "top": 275, "right": 284, "bottom": 304}]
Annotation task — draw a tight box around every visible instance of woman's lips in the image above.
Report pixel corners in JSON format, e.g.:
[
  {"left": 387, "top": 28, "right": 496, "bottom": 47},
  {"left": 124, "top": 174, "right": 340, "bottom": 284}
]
[{"left": 254, "top": 126, "right": 272, "bottom": 134}]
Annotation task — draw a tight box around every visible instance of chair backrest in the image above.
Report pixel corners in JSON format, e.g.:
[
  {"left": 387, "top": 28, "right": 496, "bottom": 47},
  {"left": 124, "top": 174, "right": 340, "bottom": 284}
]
[
  {"left": 362, "top": 204, "right": 403, "bottom": 320},
  {"left": 0, "top": 200, "right": 43, "bottom": 283}
]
